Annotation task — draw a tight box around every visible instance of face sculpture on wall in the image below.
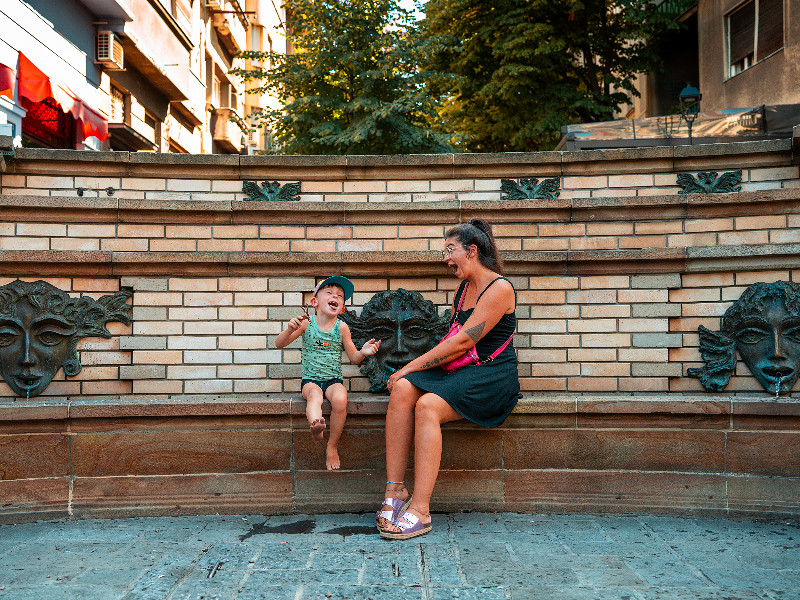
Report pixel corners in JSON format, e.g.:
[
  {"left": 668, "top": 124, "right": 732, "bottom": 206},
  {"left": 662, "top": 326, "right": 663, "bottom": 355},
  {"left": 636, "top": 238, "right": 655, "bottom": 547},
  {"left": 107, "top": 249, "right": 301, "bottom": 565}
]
[
  {"left": 341, "top": 289, "right": 451, "bottom": 392},
  {"left": 688, "top": 281, "right": 800, "bottom": 395},
  {"left": 0, "top": 280, "right": 132, "bottom": 398}
]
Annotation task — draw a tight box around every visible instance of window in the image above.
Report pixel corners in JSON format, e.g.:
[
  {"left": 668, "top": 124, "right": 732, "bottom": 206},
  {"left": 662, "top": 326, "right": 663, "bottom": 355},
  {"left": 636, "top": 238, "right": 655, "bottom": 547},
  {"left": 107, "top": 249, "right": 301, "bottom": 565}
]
[
  {"left": 728, "top": 0, "right": 784, "bottom": 77},
  {"left": 212, "top": 75, "right": 221, "bottom": 106},
  {"left": 110, "top": 86, "right": 126, "bottom": 123}
]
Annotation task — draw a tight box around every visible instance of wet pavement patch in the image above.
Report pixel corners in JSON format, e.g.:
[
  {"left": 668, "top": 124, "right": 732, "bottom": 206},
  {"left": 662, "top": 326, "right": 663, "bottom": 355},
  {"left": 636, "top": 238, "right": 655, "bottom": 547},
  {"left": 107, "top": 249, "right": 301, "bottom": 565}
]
[{"left": 239, "top": 519, "right": 316, "bottom": 541}]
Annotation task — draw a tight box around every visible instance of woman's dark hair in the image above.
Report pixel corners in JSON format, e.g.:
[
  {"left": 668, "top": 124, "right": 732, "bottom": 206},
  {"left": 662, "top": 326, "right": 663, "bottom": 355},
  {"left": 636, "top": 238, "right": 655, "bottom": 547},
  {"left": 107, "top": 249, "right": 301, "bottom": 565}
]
[{"left": 445, "top": 218, "right": 503, "bottom": 273}]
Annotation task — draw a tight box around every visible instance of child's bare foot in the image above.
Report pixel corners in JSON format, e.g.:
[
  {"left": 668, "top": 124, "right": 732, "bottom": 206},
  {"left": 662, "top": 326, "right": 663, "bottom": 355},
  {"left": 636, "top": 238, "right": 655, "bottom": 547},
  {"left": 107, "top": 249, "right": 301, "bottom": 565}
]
[
  {"left": 310, "top": 417, "right": 326, "bottom": 441},
  {"left": 326, "top": 446, "right": 340, "bottom": 471}
]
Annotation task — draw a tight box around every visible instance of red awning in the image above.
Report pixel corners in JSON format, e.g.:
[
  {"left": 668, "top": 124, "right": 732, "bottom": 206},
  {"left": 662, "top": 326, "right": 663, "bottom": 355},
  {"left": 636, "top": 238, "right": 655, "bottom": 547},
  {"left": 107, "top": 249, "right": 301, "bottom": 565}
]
[
  {"left": 0, "top": 62, "right": 14, "bottom": 100},
  {"left": 17, "top": 52, "right": 108, "bottom": 141}
]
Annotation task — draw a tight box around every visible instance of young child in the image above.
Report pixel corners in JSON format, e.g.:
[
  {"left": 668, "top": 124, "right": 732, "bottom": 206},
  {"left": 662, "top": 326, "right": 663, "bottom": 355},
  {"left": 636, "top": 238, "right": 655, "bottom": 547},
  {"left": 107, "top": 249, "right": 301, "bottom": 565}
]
[{"left": 275, "top": 276, "right": 380, "bottom": 471}]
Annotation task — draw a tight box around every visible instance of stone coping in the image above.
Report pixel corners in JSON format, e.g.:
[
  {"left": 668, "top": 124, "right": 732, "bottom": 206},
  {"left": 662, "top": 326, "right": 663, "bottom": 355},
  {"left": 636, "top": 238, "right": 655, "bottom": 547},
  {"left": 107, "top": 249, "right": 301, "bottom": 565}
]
[
  {"left": 1, "top": 393, "right": 797, "bottom": 422},
  {"left": 4, "top": 242, "right": 800, "bottom": 277},
  {"left": 3, "top": 139, "right": 795, "bottom": 179},
  {"left": 1, "top": 189, "right": 798, "bottom": 225}
]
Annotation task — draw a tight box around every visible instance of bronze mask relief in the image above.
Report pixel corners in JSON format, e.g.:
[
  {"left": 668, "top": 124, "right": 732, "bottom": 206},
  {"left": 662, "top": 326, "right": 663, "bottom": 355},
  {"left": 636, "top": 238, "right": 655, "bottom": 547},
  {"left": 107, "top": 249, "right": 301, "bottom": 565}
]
[
  {"left": 341, "top": 289, "right": 450, "bottom": 392},
  {"left": 0, "top": 280, "right": 132, "bottom": 398},
  {"left": 688, "top": 281, "right": 800, "bottom": 395}
]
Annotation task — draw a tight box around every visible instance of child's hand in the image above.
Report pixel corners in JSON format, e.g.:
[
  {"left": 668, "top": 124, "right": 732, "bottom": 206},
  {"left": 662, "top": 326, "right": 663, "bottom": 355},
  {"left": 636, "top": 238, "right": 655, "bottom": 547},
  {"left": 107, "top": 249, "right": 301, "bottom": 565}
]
[
  {"left": 361, "top": 338, "right": 381, "bottom": 356},
  {"left": 287, "top": 315, "right": 307, "bottom": 331}
]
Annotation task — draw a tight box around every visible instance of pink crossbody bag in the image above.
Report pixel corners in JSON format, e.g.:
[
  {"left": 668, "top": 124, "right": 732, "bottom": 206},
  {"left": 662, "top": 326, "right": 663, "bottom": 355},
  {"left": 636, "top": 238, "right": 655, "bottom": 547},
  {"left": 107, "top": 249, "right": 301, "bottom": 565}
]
[{"left": 440, "top": 278, "right": 516, "bottom": 374}]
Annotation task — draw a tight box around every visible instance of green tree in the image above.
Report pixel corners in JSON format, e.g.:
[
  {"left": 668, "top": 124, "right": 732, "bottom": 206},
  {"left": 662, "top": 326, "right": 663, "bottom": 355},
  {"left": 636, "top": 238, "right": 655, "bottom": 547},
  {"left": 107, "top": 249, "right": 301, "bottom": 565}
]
[
  {"left": 231, "top": 0, "right": 452, "bottom": 155},
  {"left": 419, "top": 0, "right": 676, "bottom": 152}
]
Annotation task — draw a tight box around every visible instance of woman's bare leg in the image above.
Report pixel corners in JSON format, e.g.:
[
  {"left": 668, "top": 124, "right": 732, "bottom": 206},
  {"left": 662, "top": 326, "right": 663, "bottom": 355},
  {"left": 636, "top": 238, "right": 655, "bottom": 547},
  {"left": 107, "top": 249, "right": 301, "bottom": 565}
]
[
  {"left": 377, "top": 378, "right": 422, "bottom": 525},
  {"left": 385, "top": 392, "right": 461, "bottom": 531}
]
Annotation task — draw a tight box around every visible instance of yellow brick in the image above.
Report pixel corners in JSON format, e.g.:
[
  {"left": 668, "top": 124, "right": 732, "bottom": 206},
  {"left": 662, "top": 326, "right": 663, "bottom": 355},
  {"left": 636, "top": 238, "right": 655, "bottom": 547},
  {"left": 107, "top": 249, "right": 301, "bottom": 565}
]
[
  {"left": 684, "top": 218, "right": 733, "bottom": 233},
  {"left": 580, "top": 275, "right": 629, "bottom": 289},
  {"left": 198, "top": 239, "right": 243, "bottom": 252},
  {"left": 17, "top": 223, "right": 67, "bottom": 236},
  {"left": 133, "top": 350, "right": 183, "bottom": 364},
  {"left": 735, "top": 215, "right": 786, "bottom": 230},
  {"left": 259, "top": 226, "right": 306, "bottom": 239},
  {"left": 566, "top": 290, "right": 616, "bottom": 304},
  {"left": 0, "top": 237, "right": 50, "bottom": 250},
  {"left": 680, "top": 273, "right": 734, "bottom": 287},
  {"left": 569, "top": 237, "right": 617, "bottom": 251},
  {"left": 118, "top": 224, "right": 165, "bottom": 238},
  {"left": 166, "top": 225, "right": 212, "bottom": 238},
  {"left": 581, "top": 333, "right": 630, "bottom": 347},
  {"left": 567, "top": 377, "right": 618, "bottom": 392},
  {"left": 169, "top": 307, "right": 218, "bottom": 320},
  {"left": 213, "top": 225, "right": 259, "bottom": 239},
  {"left": 668, "top": 288, "right": 721, "bottom": 303},
  {"left": 67, "top": 224, "right": 117, "bottom": 237},
  {"left": 568, "top": 348, "right": 617, "bottom": 361},
  {"left": 618, "top": 290, "right": 668, "bottom": 303},
  {"left": 736, "top": 271, "right": 791, "bottom": 285},
  {"left": 101, "top": 239, "right": 149, "bottom": 251},
  {"left": 290, "top": 240, "right": 337, "bottom": 252},
  {"left": 540, "top": 223, "right": 585, "bottom": 237},
  {"left": 586, "top": 222, "right": 634, "bottom": 236},
  {"left": 523, "top": 238, "right": 569, "bottom": 251},
  {"left": 133, "top": 380, "right": 183, "bottom": 394},
  {"left": 580, "top": 304, "right": 630, "bottom": 318},
  {"left": 519, "top": 290, "right": 566, "bottom": 304},
  {"left": 152, "top": 239, "right": 196, "bottom": 251},
  {"left": 135, "top": 292, "right": 183, "bottom": 306},
  {"left": 235, "top": 292, "right": 282, "bottom": 305},
  {"left": 681, "top": 302, "right": 731, "bottom": 317},
  {"left": 184, "top": 292, "right": 233, "bottom": 307},
  {"left": 51, "top": 238, "right": 99, "bottom": 251},
  {"left": 718, "top": 230, "right": 769, "bottom": 245},
  {"left": 581, "top": 362, "right": 630, "bottom": 377},
  {"left": 567, "top": 319, "right": 616, "bottom": 332},
  {"left": 344, "top": 181, "right": 386, "bottom": 193},
  {"left": 219, "top": 336, "right": 267, "bottom": 350}
]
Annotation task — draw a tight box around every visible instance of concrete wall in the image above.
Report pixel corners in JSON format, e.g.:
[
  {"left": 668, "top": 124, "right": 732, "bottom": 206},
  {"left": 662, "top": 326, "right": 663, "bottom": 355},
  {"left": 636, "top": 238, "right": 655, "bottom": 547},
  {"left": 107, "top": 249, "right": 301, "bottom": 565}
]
[
  {"left": 0, "top": 142, "right": 798, "bottom": 520},
  {"left": 698, "top": 0, "right": 800, "bottom": 110}
]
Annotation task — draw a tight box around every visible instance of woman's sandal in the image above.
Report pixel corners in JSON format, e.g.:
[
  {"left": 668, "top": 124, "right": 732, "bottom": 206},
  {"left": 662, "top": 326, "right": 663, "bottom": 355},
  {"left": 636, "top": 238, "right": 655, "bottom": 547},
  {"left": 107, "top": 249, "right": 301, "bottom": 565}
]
[
  {"left": 375, "top": 496, "right": 411, "bottom": 531},
  {"left": 379, "top": 509, "right": 432, "bottom": 540}
]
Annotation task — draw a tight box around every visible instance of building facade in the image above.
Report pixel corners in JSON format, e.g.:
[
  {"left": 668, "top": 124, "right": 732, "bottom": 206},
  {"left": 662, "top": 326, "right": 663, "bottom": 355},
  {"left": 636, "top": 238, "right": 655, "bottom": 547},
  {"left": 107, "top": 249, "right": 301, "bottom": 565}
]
[{"left": 0, "top": 0, "right": 285, "bottom": 153}]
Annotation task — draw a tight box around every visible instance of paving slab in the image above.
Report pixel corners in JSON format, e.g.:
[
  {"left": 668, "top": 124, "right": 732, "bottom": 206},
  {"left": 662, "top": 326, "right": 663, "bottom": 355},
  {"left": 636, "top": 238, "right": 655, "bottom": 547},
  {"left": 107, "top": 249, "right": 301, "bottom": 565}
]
[{"left": 0, "top": 512, "right": 797, "bottom": 600}]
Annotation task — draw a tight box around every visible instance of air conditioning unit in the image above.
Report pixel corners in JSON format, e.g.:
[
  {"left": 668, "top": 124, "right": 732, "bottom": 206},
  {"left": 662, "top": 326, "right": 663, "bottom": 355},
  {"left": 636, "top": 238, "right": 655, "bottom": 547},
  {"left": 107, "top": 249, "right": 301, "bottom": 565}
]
[{"left": 96, "top": 31, "right": 124, "bottom": 70}]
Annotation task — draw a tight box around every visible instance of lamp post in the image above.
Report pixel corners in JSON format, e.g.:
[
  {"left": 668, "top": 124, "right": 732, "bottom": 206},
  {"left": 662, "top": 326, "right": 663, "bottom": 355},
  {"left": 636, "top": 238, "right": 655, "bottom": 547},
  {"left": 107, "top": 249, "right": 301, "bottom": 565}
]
[{"left": 678, "top": 83, "right": 702, "bottom": 145}]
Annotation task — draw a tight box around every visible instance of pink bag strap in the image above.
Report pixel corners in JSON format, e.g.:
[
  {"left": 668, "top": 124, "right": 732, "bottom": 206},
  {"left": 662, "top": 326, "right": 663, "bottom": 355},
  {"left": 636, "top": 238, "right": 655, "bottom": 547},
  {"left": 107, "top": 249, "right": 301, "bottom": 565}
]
[
  {"left": 454, "top": 281, "right": 469, "bottom": 312},
  {"left": 482, "top": 327, "right": 516, "bottom": 364}
]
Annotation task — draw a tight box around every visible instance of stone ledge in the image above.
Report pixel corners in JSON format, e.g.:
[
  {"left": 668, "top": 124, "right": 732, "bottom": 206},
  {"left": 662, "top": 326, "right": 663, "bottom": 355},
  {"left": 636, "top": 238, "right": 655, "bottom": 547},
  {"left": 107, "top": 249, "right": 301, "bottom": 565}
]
[
  {"left": 1, "top": 394, "right": 797, "bottom": 422},
  {"left": 4, "top": 140, "right": 793, "bottom": 179},
  {"left": 2, "top": 190, "right": 799, "bottom": 226}
]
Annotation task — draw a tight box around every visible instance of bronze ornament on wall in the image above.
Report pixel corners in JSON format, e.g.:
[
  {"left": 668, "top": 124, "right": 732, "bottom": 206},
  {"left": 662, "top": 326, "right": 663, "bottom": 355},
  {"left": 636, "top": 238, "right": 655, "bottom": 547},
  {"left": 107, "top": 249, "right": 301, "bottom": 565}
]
[
  {"left": 242, "top": 180, "right": 302, "bottom": 201},
  {"left": 340, "top": 289, "right": 450, "bottom": 392},
  {"left": 500, "top": 177, "right": 561, "bottom": 200},
  {"left": 677, "top": 170, "right": 742, "bottom": 194},
  {"left": 688, "top": 281, "right": 800, "bottom": 396},
  {"left": 0, "top": 280, "right": 132, "bottom": 398}
]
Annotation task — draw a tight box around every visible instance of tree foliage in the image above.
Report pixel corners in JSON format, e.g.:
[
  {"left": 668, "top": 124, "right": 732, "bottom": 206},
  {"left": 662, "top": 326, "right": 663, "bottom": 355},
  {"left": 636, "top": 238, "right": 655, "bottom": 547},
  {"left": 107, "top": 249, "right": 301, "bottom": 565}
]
[
  {"left": 231, "top": 0, "right": 452, "bottom": 155},
  {"left": 419, "top": 0, "right": 676, "bottom": 152}
]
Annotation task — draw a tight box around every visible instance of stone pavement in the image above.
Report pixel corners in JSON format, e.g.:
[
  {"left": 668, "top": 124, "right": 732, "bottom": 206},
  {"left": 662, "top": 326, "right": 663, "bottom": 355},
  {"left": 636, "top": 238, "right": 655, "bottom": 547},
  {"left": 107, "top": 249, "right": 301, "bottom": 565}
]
[{"left": 0, "top": 512, "right": 798, "bottom": 600}]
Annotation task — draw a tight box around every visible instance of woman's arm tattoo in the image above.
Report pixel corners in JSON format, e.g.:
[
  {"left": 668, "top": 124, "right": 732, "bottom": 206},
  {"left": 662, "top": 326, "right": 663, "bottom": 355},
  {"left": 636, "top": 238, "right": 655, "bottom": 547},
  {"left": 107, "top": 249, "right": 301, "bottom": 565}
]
[{"left": 464, "top": 322, "right": 485, "bottom": 342}]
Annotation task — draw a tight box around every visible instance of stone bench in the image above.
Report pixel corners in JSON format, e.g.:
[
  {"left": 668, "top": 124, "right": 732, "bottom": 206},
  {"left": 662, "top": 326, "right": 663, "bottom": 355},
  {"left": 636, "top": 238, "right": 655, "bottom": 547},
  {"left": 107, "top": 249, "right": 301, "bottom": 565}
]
[{"left": 1, "top": 393, "right": 797, "bottom": 523}]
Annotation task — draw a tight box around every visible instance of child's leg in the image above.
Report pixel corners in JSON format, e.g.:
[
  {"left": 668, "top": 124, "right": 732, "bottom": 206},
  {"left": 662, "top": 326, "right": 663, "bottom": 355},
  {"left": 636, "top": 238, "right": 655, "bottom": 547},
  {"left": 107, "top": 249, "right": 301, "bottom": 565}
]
[
  {"left": 324, "top": 383, "right": 348, "bottom": 471},
  {"left": 302, "top": 381, "right": 326, "bottom": 441}
]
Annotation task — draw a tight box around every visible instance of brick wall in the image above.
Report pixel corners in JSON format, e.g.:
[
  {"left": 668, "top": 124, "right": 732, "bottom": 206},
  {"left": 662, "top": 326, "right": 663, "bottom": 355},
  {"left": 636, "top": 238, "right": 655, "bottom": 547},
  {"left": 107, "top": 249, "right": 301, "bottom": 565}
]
[{"left": 1, "top": 142, "right": 798, "bottom": 519}]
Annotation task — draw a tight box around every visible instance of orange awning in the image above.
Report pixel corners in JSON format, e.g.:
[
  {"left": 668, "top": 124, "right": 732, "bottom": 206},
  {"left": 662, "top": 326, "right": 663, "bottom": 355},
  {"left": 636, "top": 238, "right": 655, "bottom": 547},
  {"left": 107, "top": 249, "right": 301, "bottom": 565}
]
[
  {"left": 0, "top": 62, "right": 14, "bottom": 100},
  {"left": 17, "top": 52, "right": 108, "bottom": 141}
]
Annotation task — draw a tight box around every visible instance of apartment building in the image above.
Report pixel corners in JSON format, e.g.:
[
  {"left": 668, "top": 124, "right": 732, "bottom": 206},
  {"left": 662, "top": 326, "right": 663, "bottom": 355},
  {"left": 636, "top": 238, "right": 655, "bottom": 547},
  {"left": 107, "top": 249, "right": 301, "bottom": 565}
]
[{"left": 0, "top": 0, "right": 285, "bottom": 153}]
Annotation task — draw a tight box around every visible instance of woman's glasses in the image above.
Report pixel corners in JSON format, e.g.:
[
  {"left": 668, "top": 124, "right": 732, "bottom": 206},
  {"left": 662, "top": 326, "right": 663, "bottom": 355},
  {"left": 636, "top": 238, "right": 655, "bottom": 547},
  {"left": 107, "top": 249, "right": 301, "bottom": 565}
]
[{"left": 441, "top": 245, "right": 461, "bottom": 259}]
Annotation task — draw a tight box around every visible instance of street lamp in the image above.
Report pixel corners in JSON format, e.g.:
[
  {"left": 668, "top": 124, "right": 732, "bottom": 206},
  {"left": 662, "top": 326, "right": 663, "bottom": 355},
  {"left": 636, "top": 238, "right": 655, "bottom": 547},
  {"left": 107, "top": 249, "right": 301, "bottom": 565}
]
[{"left": 678, "top": 83, "right": 702, "bottom": 145}]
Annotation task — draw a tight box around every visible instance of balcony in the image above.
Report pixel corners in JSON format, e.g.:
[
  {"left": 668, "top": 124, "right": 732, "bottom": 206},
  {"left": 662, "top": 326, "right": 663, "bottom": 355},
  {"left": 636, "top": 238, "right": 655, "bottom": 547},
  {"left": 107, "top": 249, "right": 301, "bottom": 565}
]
[
  {"left": 210, "top": 0, "right": 248, "bottom": 55},
  {"left": 211, "top": 107, "right": 247, "bottom": 153}
]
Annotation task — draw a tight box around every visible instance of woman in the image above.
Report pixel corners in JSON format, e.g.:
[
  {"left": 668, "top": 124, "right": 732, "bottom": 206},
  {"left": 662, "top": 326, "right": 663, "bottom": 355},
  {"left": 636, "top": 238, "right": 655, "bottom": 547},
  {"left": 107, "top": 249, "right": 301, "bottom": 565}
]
[{"left": 376, "top": 219, "right": 521, "bottom": 540}]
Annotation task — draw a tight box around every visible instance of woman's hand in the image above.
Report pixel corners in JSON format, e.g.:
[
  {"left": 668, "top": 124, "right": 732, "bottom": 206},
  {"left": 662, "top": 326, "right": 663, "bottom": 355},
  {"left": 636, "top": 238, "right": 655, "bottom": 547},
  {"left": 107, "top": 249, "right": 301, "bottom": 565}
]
[{"left": 386, "top": 367, "right": 410, "bottom": 392}]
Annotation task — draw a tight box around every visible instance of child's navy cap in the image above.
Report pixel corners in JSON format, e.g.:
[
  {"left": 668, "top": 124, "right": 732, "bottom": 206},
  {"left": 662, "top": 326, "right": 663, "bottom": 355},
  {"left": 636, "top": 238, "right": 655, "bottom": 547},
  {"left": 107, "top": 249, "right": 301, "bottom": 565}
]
[{"left": 313, "top": 276, "right": 354, "bottom": 301}]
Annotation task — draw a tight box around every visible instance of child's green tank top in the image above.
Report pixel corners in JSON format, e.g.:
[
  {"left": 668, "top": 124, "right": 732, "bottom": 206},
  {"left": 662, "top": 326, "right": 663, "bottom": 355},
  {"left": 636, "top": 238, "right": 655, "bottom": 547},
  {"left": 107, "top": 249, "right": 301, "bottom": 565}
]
[{"left": 301, "top": 316, "right": 344, "bottom": 380}]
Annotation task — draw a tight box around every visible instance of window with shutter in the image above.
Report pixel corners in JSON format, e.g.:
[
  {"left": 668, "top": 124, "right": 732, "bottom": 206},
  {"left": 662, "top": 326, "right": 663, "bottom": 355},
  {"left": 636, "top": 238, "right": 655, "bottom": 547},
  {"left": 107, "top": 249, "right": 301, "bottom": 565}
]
[
  {"left": 727, "top": 0, "right": 784, "bottom": 77},
  {"left": 757, "top": 0, "right": 784, "bottom": 60}
]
